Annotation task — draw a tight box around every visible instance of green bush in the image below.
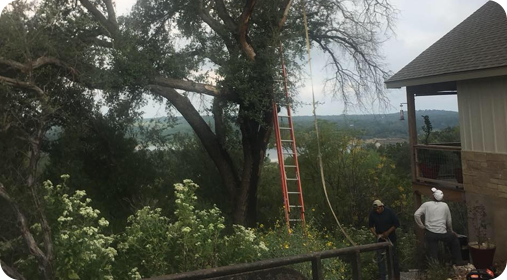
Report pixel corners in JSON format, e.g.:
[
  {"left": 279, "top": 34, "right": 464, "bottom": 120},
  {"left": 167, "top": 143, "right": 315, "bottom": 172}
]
[
  {"left": 425, "top": 259, "right": 451, "bottom": 280},
  {"left": 1, "top": 178, "right": 271, "bottom": 280},
  {"left": 115, "top": 179, "right": 268, "bottom": 279},
  {"left": 46, "top": 177, "right": 117, "bottom": 280},
  {"left": 30, "top": 175, "right": 116, "bottom": 280},
  {"left": 397, "top": 231, "right": 418, "bottom": 270},
  {"left": 1, "top": 175, "right": 422, "bottom": 279},
  {"left": 258, "top": 220, "right": 351, "bottom": 280}
]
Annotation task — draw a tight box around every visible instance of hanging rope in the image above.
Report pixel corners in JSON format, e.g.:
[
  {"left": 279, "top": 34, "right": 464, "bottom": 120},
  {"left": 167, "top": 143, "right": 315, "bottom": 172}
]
[{"left": 301, "top": 1, "right": 356, "bottom": 246}]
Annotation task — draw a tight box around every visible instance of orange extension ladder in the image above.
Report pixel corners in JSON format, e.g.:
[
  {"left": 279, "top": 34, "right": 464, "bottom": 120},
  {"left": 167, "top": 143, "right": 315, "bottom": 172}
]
[{"left": 272, "top": 44, "right": 306, "bottom": 230}]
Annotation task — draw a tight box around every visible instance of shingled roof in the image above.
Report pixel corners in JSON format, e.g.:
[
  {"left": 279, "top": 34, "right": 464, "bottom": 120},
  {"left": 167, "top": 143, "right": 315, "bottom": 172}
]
[{"left": 385, "top": 1, "right": 507, "bottom": 87}]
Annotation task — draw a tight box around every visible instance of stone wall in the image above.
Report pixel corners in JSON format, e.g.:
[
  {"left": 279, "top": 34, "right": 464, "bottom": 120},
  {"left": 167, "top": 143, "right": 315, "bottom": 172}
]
[{"left": 462, "top": 150, "right": 507, "bottom": 263}]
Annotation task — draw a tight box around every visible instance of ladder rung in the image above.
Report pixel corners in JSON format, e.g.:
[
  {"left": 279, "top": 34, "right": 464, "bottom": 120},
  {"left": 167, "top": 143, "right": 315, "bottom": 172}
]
[
  {"left": 289, "top": 205, "right": 302, "bottom": 208},
  {"left": 287, "top": 191, "right": 300, "bottom": 194},
  {"left": 289, "top": 219, "right": 303, "bottom": 222},
  {"left": 286, "top": 177, "right": 298, "bottom": 181},
  {"left": 279, "top": 127, "right": 291, "bottom": 130},
  {"left": 281, "top": 140, "right": 293, "bottom": 142},
  {"left": 285, "top": 165, "right": 297, "bottom": 168},
  {"left": 282, "top": 152, "right": 295, "bottom": 155}
]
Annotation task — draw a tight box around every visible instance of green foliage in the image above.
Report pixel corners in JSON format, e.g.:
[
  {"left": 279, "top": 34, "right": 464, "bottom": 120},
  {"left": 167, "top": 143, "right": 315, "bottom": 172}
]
[
  {"left": 337, "top": 226, "right": 380, "bottom": 279},
  {"left": 0, "top": 0, "right": 445, "bottom": 278},
  {"left": 1, "top": 178, "right": 272, "bottom": 279},
  {"left": 376, "top": 142, "right": 411, "bottom": 178},
  {"left": 43, "top": 176, "right": 117, "bottom": 280},
  {"left": 429, "top": 126, "right": 460, "bottom": 143},
  {"left": 115, "top": 207, "right": 172, "bottom": 278},
  {"left": 43, "top": 113, "right": 174, "bottom": 230},
  {"left": 256, "top": 222, "right": 416, "bottom": 279},
  {"left": 140, "top": 110, "right": 460, "bottom": 141},
  {"left": 418, "top": 114, "right": 460, "bottom": 144},
  {"left": 259, "top": 221, "right": 349, "bottom": 280},
  {"left": 448, "top": 201, "right": 468, "bottom": 235},
  {"left": 1, "top": 176, "right": 118, "bottom": 280},
  {"left": 468, "top": 201, "right": 492, "bottom": 248},
  {"left": 294, "top": 121, "right": 412, "bottom": 228},
  {"left": 425, "top": 259, "right": 451, "bottom": 280},
  {"left": 396, "top": 231, "right": 419, "bottom": 270},
  {"left": 421, "top": 115, "right": 433, "bottom": 145},
  {"left": 162, "top": 133, "right": 232, "bottom": 214},
  {"left": 115, "top": 179, "right": 268, "bottom": 279}
]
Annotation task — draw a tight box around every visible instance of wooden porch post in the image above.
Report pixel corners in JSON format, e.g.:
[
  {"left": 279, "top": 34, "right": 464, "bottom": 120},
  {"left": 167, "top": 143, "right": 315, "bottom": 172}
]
[
  {"left": 406, "top": 87, "right": 417, "bottom": 182},
  {"left": 406, "top": 87, "right": 425, "bottom": 252}
]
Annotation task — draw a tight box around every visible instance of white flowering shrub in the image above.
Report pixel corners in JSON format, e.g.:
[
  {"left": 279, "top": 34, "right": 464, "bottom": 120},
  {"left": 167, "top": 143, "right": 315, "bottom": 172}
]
[
  {"left": 116, "top": 179, "right": 268, "bottom": 278},
  {"left": 219, "top": 225, "right": 270, "bottom": 265},
  {"left": 115, "top": 206, "right": 172, "bottom": 278},
  {"left": 43, "top": 175, "right": 117, "bottom": 280},
  {"left": 3, "top": 177, "right": 268, "bottom": 279}
]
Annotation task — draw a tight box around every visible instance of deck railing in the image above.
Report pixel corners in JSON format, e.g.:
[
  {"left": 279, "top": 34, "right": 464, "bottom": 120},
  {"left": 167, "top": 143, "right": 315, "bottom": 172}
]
[
  {"left": 144, "top": 242, "right": 394, "bottom": 280},
  {"left": 414, "top": 143, "right": 463, "bottom": 187}
]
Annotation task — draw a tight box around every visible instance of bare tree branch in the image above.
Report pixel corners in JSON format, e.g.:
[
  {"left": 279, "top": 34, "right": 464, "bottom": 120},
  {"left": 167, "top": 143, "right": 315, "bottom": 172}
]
[
  {"left": 27, "top": 123, "right": 54, "bottom": 271},
  {"left": 0, "top": 56, "right": 78, "bottom": 76},
  {"left": 102, "top": 0, "right": 117, "bottom": 26},
  {"left": 0, "top": 182, "right": 53, "bottom": 280},
  {"left": 0, "top": 259, "right": 27, "bottom": 280},
  {"left": 198, "top": 0, "right": 233, "bottom": 47},
  {"left": 76, "top": 27, "right": 113, "bottom": 47},
  {"left": 0, "top": 57, "right": 26, "bottom": 70},
  {"left": 153, "top": 76, "right": 235, "bottom": 100},
  {"left": 278, "top": 0, "right": 293, "bottom": 30},
  {"left": 149, "top": 85, "right": 240, "bottom": 198},
  {"left": 310, "top": 32, "right": 387, "bottom": 75},
  {"left": 238, "top": 0, "right": 257, "bottom": 61},
  {"left": 83, "top": 37, "right": 114, "bottom": 48},
  {"left": 214, "top": 0, "right": 237, "bottom": 32},
  {"left": 0, "top": 75, "right": 45, "bottom": 96},
  {"left": 78, "top": 0, "right": 119, "bottom": 38},
  {"left": 32, "top": 57, "right": 76, "bottom": 75},
  {"left": 309, "top": 26, "right": 389, "bottom": 109}
]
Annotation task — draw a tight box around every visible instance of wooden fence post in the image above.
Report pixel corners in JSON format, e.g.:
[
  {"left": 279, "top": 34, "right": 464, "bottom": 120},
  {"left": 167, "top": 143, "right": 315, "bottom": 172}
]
[{"left": 312, "top": 256, "right": 323, "bottom": 280}]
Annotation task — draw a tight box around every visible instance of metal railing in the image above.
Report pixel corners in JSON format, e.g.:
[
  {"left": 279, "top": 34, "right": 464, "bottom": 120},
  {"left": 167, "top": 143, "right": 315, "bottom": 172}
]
[
  {"left": 415, "top": 144, "right": 463, "bottom": 187},
  {"left": 144, "top": 242, "right": 394, "bottom": 280}
]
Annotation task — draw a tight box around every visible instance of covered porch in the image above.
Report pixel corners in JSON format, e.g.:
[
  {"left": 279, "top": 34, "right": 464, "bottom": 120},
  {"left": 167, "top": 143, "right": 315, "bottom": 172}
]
[{"left": 404, "top": 81, "right": 465, "bottom": 203}]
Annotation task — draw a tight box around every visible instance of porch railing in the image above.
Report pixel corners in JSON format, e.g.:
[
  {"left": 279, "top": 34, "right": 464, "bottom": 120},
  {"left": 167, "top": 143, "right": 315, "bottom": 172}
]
[
  {"left": 414, "top": 143, "right": 463, "bottom": 188},
  {"left": 144, "top": 242, "right": 394, "bottom": 280}
]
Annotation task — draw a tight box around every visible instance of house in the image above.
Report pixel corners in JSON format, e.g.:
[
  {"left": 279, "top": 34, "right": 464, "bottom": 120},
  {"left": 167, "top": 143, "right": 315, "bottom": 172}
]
[{"left": 385, "top": 1, "right": 507, "bottom": 262}]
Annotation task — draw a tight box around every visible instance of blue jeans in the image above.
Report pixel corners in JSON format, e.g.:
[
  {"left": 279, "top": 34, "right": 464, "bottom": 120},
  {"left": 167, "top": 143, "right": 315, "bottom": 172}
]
[{"left": 377, "top": 240, "right": 399, "bottom": 280}]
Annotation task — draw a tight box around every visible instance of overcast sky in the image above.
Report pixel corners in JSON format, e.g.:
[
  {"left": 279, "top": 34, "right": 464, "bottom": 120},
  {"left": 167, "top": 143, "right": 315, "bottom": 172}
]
[{"left": 122, "top": 0, "right": 492, "bottom": 117}]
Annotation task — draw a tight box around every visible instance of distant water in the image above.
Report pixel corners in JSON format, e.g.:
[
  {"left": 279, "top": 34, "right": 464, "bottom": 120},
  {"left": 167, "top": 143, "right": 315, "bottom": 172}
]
[
  {"left": 267, "top": 148, "right": 279, "bottom": 162},
  {"left": 143, "top": 145, "right": 279, "bottom": 162}
]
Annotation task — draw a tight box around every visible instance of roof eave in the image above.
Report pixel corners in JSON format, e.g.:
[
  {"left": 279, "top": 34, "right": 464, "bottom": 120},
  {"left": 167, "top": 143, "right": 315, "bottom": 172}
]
[{"left": 385, "top": 66, "right": 507, "bottom": 89}]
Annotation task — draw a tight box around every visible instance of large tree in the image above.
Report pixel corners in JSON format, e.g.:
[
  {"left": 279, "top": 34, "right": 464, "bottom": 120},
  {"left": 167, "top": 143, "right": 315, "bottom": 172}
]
[
  {"left": 0, "top": 1, "right": 100, "bottom": 277},
  {"left": 1, "top": 0, "right": 395, "bottom": 227}
]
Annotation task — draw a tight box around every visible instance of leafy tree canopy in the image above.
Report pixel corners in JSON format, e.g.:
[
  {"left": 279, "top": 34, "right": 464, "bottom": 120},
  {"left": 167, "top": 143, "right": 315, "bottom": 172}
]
[{"left": 1, "top": 0, "right": 396, "bottom": 227}]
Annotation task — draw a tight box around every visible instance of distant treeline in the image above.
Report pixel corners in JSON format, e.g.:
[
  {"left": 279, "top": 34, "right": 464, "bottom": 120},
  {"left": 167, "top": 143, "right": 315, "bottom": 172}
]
[{"left": 138, "top": 110, "right": 459, "bottom": 140}]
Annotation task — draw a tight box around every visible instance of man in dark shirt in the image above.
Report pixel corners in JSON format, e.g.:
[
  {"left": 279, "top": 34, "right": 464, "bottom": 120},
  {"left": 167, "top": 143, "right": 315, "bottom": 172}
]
[{"left": 369, "top": 199, "right": 400, "bottom": 280}]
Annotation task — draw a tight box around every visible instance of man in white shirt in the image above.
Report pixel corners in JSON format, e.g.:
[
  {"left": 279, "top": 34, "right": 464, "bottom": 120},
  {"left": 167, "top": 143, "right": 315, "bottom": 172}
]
[{"left": 414, "top": 188, "right": 465, "bottom": 265}]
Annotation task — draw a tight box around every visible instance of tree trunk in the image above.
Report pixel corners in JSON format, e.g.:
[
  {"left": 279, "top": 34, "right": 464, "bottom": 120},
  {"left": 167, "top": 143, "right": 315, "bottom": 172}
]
[
  {"left": 233, "top": 143, "right": 267, "bottom": 227},
  {"left": 233, "top": 109, "right": 273, "bottom": 227},
  {"left": 26, "top": 122, "right": 55, "bottom": 280}
]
